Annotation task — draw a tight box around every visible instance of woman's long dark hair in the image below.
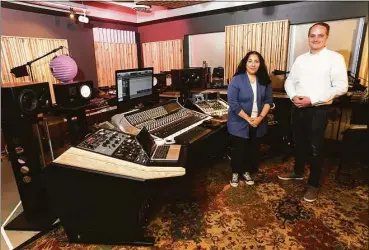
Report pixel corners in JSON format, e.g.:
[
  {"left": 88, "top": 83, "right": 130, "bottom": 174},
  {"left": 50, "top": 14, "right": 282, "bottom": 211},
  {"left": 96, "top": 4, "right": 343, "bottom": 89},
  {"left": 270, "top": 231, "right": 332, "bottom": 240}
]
[{"left": 233, "top": 51, "right": 271, "bottom": 85}]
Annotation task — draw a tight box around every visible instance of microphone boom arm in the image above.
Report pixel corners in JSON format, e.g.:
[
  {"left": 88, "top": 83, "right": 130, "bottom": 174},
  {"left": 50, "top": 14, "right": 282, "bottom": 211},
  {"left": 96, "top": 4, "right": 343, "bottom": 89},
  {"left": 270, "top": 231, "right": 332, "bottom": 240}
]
[
  {"left": 28, "top": 46, "right": 65, "bottom": 65},
  {"left": 26, "top": 46, "right": 66, "bottom": 81}
]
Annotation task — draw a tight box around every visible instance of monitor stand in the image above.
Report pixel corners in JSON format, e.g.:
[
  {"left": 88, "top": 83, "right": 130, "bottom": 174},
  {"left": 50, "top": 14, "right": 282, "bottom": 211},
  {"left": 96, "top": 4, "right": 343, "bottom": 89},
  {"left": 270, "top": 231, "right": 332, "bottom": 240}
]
[
  {"left": 134, "top": 102, "right": 145, "bottom": 109},
  {"left": 179, "top": 86, "right": 191, "bottom": 106}
]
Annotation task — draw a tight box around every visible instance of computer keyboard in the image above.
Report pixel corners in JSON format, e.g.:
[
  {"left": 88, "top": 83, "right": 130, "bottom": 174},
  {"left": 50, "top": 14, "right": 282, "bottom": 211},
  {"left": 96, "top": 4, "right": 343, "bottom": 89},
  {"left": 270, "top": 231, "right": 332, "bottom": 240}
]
[{"left": 153, "top": 145, "right": 170, "bottom": 159}]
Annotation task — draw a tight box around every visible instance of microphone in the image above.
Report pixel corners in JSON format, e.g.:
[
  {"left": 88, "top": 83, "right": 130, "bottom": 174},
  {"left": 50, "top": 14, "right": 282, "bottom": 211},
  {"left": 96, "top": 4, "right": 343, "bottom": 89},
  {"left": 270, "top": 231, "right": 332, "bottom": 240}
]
[{"left": 272, "top": 70, "right": 290, "bottom": 76}]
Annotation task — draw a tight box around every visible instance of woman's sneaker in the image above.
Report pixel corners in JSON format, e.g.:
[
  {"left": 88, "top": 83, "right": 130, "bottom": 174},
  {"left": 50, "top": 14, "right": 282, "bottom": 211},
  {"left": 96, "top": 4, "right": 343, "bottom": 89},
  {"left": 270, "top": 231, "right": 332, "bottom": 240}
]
[
  {"left": 242, "top": 172, "right": 254, "bottom": 185},
  {"left": 230, "top": 173, "right": 239, "bottom": 187}
]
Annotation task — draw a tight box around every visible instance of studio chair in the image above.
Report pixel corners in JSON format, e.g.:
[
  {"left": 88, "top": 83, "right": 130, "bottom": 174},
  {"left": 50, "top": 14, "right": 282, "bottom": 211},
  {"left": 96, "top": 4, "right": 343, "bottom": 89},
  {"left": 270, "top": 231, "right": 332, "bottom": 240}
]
[
  {"left": 211, "top": 67, "right": 225, "bottom": 88},
  {"left": 267, "top": 100, "right": 294, "bottom": 161},
  {"left": 256, "top": 103, "right": 286, "bottom": 161},
  {"left": 336, "top": 89, "right": 369, "bottom": 182},
  {"left": 326, "top": 106, "right": 342, "bottom": 140}
]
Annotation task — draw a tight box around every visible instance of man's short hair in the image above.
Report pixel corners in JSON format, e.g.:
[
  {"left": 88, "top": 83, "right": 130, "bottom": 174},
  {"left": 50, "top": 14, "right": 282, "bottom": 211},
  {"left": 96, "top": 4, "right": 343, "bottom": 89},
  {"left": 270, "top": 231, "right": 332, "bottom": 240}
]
[{"left": 308, "top": 22, "right": 330, "bottom": 36}]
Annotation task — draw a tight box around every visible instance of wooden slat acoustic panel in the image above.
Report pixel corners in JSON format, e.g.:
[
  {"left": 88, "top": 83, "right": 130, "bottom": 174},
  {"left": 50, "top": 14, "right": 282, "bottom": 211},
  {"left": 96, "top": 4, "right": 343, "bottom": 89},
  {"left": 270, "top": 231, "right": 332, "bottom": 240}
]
[
  {"left": 93, "top": 28, "right": 138, "bottom": 87},
  {"left": 1, "top": 36, "right": 69, "bottom": 103},
  {"left": 225, "top": 20, "right": 289, "bottom": 84},
  {"left": 142, "top": 39, "right": 183, "bottom": 74},
  {"left": 359, "top": 26, "right": 368, "bottom": 86}
]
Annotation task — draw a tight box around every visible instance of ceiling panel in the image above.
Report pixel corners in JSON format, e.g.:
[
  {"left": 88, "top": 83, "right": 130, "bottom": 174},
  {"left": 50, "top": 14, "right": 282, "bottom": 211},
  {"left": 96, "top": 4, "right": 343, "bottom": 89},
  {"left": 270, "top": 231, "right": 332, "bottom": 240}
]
[{"left": 137, "top": 1, "right": 207, "bottom": 9}]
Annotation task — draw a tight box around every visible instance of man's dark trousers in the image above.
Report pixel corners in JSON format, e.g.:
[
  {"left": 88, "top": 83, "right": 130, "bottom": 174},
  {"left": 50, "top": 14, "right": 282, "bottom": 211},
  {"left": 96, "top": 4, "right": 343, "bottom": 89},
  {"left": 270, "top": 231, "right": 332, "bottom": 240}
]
[{"left": 291, "top": 105, "right": 329, "bottom": 187}]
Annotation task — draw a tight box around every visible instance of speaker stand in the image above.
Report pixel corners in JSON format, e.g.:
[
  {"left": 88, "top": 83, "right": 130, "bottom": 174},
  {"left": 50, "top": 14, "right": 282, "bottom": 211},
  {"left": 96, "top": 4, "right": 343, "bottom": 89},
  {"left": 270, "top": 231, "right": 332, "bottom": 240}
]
[
  {"left": 4, "top": 212, "right": 57, "bottom": 232},
  {"left": 3, "top": 202, "right": 57, "bottom": 232}
]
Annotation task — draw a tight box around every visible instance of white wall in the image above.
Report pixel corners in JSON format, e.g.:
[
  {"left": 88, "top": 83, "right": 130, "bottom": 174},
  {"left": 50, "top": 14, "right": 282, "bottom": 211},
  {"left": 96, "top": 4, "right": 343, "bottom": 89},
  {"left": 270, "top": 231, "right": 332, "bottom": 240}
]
[
  {"left": 189, "top": 32, "right": 225, "bottom": 69},
  {"left": 287, "top": 18, "right": 363, "bottom": 72}
]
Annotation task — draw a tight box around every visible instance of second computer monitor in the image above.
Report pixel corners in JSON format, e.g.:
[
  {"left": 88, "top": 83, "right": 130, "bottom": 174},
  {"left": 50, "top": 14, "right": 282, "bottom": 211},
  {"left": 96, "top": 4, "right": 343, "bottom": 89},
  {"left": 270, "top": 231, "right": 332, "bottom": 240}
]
[{"left": 116, "top": 68, "right": 153, "bottom": 103}]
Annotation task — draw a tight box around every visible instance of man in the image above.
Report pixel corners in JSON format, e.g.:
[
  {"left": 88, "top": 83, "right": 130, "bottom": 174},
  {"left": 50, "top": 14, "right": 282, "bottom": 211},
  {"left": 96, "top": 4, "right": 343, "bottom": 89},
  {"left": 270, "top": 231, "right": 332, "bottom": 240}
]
[{"left": 278, "top": 22, "right": 348, "bottom": 202}]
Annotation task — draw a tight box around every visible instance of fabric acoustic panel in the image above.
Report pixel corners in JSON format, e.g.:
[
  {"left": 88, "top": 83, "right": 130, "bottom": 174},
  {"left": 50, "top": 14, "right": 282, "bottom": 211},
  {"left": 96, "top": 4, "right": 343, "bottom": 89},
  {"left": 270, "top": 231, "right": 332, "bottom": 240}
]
[
  {"left": 189, "top": 32, "right": 225, "bottom": 69},
  {"left": 142, "top": 39, "right": 183, "bottom": 74},
  {"left": 287, "top": 18, "right": 365, "bottom": 78},
  {"left": 93, "top": 28, "right": 138, "bottom": 87},
  {"left": 1, "top": 36, "right": 68, "bottom": 103},
  {"left": 225, "top": 20, "right": 289, "bottom": 84}
]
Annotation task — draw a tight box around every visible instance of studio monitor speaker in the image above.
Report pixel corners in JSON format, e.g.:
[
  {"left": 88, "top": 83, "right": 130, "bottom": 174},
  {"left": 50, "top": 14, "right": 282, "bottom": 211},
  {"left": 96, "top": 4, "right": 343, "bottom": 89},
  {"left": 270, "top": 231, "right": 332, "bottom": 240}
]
[
  {"left": 53, "top": 81, "right": 94, "bottom": 108},
  {"left": 1, "top": 82, "right": 55, "bottom": 229},
  {"left": 1, "top": 82, "right": 51, "bottom": 123},
  {"left": 153, "top": 73, "right": 167, "bottom": 90},
  {"left": 171, "top": 68, "right": 206, "bottom": 90},
  {"left": 2, "top": 122, "right": 51, "bottom": 217}
]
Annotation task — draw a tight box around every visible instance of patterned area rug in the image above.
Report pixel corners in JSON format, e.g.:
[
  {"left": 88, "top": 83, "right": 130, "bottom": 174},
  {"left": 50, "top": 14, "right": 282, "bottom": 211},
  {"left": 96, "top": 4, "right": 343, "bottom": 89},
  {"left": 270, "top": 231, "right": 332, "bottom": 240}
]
[{"left": 22, "top": 157, "right": 368, "bottom": 250}]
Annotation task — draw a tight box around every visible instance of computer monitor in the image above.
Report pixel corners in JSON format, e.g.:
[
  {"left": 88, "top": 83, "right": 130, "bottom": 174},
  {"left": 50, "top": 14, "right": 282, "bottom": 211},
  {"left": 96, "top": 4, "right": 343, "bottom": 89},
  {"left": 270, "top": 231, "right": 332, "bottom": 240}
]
[{"left": 115, "top": 68, "right": 154, "bottom": 110}]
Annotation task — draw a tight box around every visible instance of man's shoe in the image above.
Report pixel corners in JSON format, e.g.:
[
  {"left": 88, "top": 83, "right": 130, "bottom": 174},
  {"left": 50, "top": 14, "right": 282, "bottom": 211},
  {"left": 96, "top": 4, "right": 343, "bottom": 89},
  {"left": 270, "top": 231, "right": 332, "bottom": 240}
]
[
  {"left": 230, "top": 173, "right": 239, "bottom": 187},
  {"left": 303, "top": 186, "right": 319, "bottom": 202},
  {"left": 242, "top": 172, "right": 254, "bottom": 185},
  {"left": 278, "top": 171, "right": 304, "bottom": 180}
]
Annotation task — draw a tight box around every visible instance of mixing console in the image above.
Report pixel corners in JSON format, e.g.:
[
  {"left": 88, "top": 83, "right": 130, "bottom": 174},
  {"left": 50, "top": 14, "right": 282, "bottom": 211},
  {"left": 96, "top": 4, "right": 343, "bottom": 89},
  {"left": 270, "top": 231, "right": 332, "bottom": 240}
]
[
  {"left": 150, "top": 111, "right": 204, "bottom": 138},
  {"left": 174, "top": 126, "right": 210, "bottom": 144},
  {"left": 77, "top": 129, "right": 149, "bottom": 165},
  {"left": 111, "top": 101, "right": 212, "bottom": 140},
  {"left": 193, "top": 99, "right": 229, "bottom": 117},
  {"left": 126, "top": 106, "right": 168, "bottom": 126}
]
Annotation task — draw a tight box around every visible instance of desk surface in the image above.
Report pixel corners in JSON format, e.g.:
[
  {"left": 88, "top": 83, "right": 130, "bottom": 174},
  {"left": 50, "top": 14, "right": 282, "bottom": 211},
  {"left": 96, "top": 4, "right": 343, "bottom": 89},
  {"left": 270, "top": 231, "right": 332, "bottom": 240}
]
[{"left": 53, "top": 147, "right": 186, "bottom": 181}]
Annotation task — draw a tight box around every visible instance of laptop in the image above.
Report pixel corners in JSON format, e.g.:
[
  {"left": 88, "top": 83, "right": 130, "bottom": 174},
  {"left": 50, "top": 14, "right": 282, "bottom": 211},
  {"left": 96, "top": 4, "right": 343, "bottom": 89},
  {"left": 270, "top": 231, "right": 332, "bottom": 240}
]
[{"left": 135, "top": 127, "right": 181, "bottom": 162}]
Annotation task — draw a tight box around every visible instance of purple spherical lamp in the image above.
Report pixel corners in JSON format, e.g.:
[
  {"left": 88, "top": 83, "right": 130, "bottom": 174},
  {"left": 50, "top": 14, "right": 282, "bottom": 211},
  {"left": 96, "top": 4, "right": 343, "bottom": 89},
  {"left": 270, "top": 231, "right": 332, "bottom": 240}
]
[{"left": 50, "top": 55, "right": 78, "bottom": 83}]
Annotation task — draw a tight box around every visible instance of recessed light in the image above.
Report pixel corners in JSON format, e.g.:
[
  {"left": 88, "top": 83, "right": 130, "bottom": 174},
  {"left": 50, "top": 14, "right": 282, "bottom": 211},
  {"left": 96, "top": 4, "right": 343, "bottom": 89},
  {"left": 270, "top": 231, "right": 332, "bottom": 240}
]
[{"left": 133, "top": 4, "right": 151, "bottom": 13}]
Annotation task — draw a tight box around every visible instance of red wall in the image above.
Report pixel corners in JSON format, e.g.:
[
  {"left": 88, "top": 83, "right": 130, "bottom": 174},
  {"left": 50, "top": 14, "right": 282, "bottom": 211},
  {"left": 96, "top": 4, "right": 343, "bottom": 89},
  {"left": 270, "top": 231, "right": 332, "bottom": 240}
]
[{"left": 138, "top": 19, "right": 191, "bottom": 43}]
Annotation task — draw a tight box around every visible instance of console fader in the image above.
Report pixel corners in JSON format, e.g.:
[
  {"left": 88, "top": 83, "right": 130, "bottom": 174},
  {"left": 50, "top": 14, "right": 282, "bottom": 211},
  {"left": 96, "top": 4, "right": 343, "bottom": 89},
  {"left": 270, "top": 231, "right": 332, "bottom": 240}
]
[
  {"left": 111, "top": 101, "right": 212, "bottom": 140},
  {"left": 193, "top": 99, "right": 229, "bottom": 117}
]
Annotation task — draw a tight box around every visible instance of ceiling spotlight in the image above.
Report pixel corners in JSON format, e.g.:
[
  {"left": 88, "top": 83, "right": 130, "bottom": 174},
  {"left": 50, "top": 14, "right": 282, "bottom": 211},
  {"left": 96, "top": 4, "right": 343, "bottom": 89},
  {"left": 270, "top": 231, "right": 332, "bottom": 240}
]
[
  {"left": 133, "top": 4, "right": 151, "bottom": 13},
  {"left": 78, "top": 9, "right": 89, "bottom": 23},
  {"left": 69, "top": 8, "right": 75, "bottom": 19}
]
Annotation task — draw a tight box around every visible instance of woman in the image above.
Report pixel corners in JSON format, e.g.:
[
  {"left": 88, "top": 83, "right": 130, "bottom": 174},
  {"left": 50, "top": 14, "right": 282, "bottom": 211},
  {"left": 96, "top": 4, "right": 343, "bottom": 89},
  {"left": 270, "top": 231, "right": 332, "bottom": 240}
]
[{"left": 227, "top": 51, "right": 273, "bottom": 187}]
